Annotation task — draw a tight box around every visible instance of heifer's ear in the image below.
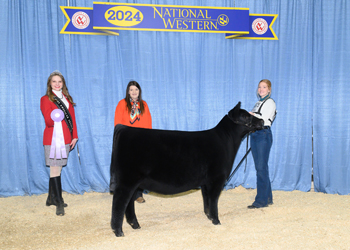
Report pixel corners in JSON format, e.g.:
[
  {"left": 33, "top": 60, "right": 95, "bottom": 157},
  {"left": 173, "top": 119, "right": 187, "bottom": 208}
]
[
  {"left": 234, "top": 102, "right": 241, "bottom": 110},
  {"left": 228, "top": 102, "right": 241, "bottom": 117},
  {"left": 232, "top": 102, "right": 241, "bottom": 114}
]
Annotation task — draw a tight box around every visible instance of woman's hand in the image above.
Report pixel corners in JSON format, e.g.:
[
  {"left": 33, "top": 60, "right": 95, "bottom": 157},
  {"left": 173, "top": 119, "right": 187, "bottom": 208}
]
[{"left": 70, "top": 138, "right": 78, "bottom": 150}]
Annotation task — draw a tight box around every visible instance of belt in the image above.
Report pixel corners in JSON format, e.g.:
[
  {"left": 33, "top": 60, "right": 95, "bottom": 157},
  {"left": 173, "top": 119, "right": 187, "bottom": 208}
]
[{"left": 263, "top": 126, "right": 271, "bottom": 129}]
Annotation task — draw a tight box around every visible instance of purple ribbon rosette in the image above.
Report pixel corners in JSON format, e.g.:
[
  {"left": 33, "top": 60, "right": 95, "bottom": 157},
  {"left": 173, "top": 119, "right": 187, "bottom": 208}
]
[{"left": 49, "top": 109, "right": 67, "bottom": 159}]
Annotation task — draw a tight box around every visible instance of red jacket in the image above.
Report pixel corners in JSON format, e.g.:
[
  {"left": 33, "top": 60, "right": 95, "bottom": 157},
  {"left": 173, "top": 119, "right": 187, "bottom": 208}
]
[{"left": 40, "top": 95, "right": 78, "bottom": 145}]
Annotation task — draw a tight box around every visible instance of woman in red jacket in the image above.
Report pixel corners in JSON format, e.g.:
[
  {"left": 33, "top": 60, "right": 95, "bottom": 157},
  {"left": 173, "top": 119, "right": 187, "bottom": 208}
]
[
  {"left": 40, "top": 71, "right": 78, "bottom": 216},
  {"left": 112, "top": 80, "right": 152, "bottom": 203}
]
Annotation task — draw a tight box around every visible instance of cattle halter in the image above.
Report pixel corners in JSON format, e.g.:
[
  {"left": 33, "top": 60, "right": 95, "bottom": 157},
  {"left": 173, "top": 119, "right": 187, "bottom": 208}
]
[{"left": 228, "top": 115, "right": 254, "bottom": 128}]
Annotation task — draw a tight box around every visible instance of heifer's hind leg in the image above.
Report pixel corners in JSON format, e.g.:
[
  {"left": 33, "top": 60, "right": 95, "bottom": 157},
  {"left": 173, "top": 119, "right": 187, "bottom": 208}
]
[
  {"left": 201, "top": 186, "right": 210, "bottom": 218},
  {"left": 111, "top": 187, "right": 134, "bottom": 237},
  {"left": 125, "top": 190, "right": 141, "bottom": 230},
  {"left": 109, "top": 171, "right": 117, "bottom": 193}
]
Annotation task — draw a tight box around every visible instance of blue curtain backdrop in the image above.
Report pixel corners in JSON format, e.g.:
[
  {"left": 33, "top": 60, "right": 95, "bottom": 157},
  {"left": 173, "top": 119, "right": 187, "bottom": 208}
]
[
  {"left": 312, "top": 1, "right": 350, "bottom": 194},
  {"left": 0, "top": 0, "right": 349, "bottom": 197}
]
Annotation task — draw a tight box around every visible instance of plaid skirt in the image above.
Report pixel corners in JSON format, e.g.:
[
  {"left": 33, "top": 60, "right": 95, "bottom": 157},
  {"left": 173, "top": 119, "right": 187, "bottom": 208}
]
[{"left": 44, "top": 144, "right": 71, "bottom": 167}]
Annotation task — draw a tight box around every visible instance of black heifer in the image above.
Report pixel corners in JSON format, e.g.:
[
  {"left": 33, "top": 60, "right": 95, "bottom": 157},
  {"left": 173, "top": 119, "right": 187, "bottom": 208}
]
[{"left": 110, "top": 102, "right": 264, "bottom": 237}]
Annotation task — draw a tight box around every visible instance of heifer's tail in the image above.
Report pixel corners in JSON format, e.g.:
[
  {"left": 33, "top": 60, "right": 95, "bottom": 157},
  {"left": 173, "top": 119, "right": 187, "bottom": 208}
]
[{"left": 110, "top": 125, "right": 125, "bottom": 193}]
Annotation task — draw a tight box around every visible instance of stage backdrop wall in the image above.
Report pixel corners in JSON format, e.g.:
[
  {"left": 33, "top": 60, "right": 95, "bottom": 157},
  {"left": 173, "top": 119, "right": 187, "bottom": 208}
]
[{"left": 0, "top": 0, "right": 349, "bottom": 197}]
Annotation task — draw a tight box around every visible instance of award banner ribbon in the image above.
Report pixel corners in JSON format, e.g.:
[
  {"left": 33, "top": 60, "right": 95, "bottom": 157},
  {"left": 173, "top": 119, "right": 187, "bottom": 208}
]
[
  {"left": 225, "top": 14, "right": 278, "bottom": 40},
  {"left": 49, "top": 109, "right": 67, "bottom": 159},
  {"left": 60, "top": 3, "right": 278, "bottom": 40}
]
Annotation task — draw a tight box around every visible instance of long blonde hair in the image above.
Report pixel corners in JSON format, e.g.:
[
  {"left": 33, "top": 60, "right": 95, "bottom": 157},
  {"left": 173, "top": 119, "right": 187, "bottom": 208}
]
[{"left": 46, "top": 71, "right": 75, "bottom": 105}]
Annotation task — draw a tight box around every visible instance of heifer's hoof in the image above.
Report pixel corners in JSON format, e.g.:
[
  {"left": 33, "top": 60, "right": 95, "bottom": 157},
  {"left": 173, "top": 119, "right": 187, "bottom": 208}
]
[
  {"left": 132, "top": 224, "right": 141, "bottom": 230},
  {"left": 114, "top": 230, "right": 124, "bottom": 237},
  {"left": 212, "top": 219, "right": 221, "bottom": 225},
  {"left": 127, "top": 219, "right": 141, "bottom": 229}
]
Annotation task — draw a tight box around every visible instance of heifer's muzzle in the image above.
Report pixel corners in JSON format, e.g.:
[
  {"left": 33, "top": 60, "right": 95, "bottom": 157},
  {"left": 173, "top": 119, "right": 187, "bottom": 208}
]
[
  {"left": 231, "top": 115, "right": 263, "bottom": 130},
  {"left": 253, "top": 117, "right": 264, "bottom": 130}
]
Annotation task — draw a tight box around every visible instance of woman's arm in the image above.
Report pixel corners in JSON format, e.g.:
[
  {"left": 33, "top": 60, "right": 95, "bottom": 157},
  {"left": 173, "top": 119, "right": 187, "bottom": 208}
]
[{"left": 40, "top": 96, "right": 54, "bottom": 127}]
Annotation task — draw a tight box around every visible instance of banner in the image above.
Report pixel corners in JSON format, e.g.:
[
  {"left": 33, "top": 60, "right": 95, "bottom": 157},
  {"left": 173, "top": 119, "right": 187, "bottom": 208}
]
[
  {"left": 60, "top": 6, "right": 119, "bottom": 35},
  {"left": 60, "top": 2, "right": 278, "bottom": 40},
  {"left": 226, "top": 14, "right": 278, "bottom": 40}
]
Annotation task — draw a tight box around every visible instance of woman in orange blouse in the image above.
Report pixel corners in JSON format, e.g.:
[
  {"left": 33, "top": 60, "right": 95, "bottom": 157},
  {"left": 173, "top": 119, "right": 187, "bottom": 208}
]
[{"left": 112, "top": 80, "right": 152, "bottom": 203}]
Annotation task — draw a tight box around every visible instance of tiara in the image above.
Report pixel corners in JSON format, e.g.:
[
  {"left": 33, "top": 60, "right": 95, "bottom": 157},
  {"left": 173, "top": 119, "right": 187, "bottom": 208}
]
[{"left": 50, "top": 70, "right": 63, "bottom": 76}]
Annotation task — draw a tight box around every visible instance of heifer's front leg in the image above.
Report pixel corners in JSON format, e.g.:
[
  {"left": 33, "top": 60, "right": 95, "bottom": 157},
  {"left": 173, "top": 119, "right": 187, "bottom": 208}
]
[
  {"left": 125, "top": 190, "right": 141, "bottom": 230},
  {"left": 206, "top": 183, "right": 224, "bottom": 225},
  {"left": 111, "top": 187, "right": 134, "bottom": 237}
]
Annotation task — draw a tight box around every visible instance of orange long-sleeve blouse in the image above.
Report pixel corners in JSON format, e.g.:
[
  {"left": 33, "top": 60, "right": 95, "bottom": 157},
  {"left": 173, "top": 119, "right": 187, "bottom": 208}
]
[{"left": 114, "top": 99, "right": 152, "bottom": 129}]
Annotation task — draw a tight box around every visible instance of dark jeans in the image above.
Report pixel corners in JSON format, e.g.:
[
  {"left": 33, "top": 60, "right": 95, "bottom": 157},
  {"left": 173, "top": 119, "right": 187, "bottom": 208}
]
[{"left": 250, "top": 128, "right": 273, "bottom": 207}]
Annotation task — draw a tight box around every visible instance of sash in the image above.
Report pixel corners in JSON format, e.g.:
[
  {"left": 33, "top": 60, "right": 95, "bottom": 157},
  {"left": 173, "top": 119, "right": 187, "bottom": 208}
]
[{"left": 53, "top": 96, "right": 73, "bottom": 138}]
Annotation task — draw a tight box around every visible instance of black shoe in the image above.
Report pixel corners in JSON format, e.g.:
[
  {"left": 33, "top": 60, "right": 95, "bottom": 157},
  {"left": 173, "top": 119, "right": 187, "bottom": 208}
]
[
  {"left": 247, "top": 204, "right": 268, "bottom": 209},
  {"left": 247, "top": 204, "right": 259, "bottom": 209},
  {"left": 46, "top": 196, "right": 68, "bottom": 207},
  {"left": 136, "top": 197, "right": 145, "bottom": 203}
]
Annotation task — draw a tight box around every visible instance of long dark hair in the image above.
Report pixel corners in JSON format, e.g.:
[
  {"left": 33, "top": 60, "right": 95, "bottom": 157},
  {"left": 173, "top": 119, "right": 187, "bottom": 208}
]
[
  {"left": 124, "top": 80, "right": 145, "bottom": 114},
  {"left": 46, "top": 71, "right": 75, "bottom": 105}
]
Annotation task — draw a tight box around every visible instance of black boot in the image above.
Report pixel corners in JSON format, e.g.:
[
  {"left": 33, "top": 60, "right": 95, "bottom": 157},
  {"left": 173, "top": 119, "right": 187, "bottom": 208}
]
[
  {"left": 46, "top": 177, "right": 68, "bottom": 207},
  {"left": 47, "top": 176, "right": 65, "bottom": 216}
]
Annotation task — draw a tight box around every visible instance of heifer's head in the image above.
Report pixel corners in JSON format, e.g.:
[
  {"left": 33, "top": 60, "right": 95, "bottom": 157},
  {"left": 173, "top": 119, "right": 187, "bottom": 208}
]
[{"left": 228, "top": 102, "right": 264, "bottom": 132}]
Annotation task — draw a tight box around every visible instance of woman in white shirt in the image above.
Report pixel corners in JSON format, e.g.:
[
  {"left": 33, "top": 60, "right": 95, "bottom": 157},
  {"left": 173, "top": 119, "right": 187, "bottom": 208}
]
[{"left": 248, "top": 79, "right": 276, "bottom": 209}]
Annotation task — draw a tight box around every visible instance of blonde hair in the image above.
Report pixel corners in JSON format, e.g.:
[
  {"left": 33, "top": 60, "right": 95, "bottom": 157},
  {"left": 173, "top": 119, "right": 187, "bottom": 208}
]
[
  {"left": 46, "top": 71, "right": 75, "bottom": 105},
  {"left": 256, "top": 79, "right": 272, "bottom": 99}
]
